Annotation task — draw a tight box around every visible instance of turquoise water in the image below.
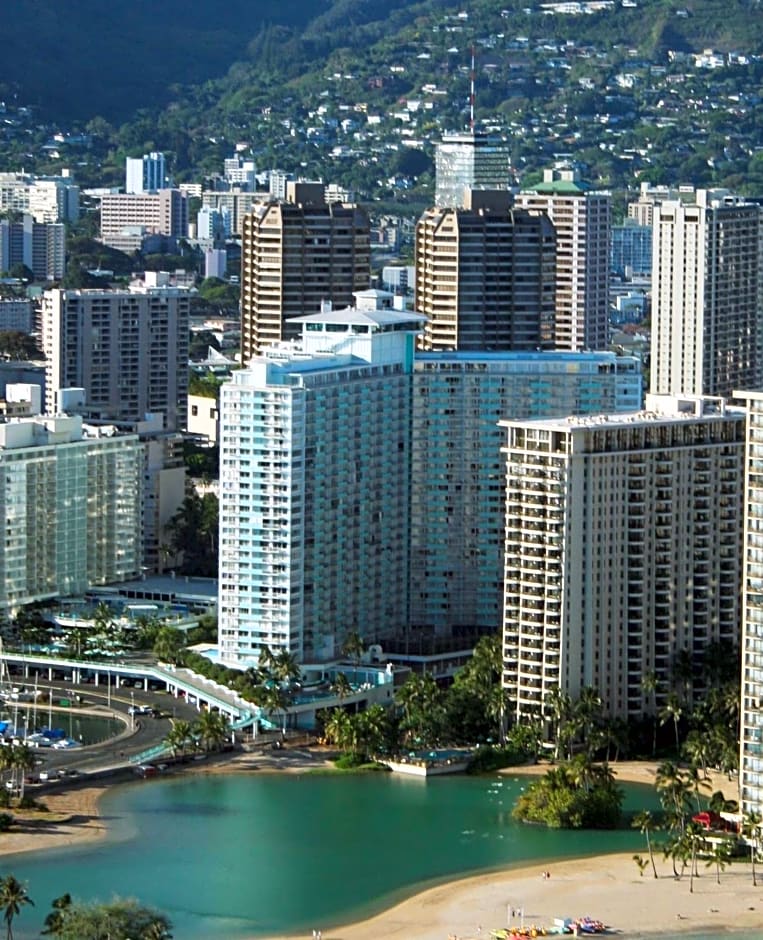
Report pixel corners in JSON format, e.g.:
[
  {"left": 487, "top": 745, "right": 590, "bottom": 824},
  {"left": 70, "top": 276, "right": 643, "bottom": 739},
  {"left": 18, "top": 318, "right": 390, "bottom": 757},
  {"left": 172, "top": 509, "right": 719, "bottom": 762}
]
[{"left": 0, "top": 773, "right": 759, "bottom": 939}]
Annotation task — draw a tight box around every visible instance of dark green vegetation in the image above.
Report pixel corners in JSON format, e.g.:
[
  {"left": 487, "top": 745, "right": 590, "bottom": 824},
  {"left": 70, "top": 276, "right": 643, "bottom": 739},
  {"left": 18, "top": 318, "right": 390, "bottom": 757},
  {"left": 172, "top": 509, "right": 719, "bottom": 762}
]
[
  {"left": 512, "top": 758, "right": 624, "bottom": 828},
  {"left": 0, "top": 0, "right": 327, "bottom": 122},
  {"left": 38, "top": 892, "right": 172, "bottom": 939}
]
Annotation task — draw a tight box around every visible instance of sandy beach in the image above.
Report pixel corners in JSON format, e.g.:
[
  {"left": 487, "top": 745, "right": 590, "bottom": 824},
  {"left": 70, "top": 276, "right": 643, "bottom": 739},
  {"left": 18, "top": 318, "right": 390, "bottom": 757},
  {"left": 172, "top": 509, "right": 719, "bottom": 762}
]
[{"left": 1, "top": 755, "right": 761, "bottom": 940}]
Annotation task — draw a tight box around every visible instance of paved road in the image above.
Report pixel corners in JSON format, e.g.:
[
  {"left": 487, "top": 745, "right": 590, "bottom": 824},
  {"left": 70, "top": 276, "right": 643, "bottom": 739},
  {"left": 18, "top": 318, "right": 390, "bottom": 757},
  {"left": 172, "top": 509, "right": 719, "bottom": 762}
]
[{"left": 7, "top": 680, "right": 205, "bottom": 781}]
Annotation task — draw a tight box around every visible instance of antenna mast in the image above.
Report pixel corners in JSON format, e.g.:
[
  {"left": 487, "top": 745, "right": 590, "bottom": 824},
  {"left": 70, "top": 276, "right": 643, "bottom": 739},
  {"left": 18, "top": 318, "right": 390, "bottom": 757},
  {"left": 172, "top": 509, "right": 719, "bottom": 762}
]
[{"left": 469, "top": 45, "right": 475, "bottom": 132}]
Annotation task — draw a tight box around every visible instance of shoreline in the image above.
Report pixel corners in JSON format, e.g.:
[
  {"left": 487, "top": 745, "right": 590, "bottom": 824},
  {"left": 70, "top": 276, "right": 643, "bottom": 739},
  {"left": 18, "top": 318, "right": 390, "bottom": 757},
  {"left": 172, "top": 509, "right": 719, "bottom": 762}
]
[{"left": 2, "top": 755, "right": 760, "bottom": 940}]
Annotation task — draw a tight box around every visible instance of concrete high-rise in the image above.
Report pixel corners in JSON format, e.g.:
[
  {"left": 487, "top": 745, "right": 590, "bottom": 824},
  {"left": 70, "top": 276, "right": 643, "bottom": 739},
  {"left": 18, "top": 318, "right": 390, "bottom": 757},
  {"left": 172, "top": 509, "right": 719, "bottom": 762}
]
[
  {"left": 219, "top": 301, "right": 423, "bottom": 666},
  {"left": 435, "top": 131, "right": 511, "bottom": 208},
  {"left": 410, "top": 352, "right": 641, "bottom": 643},
  {"left": 99, "top": 189, "right": 188, "bottom": 252},
  {"left": 516, "top": 167, "right": 611, "bottom": 352},
  {"left": 501, "top": 395, "right": 744, "bottom": 724},
  {"left": 0, "top": 415, "right": 142, "bottom": 615},
  {"left": 219, "top": 292, "right": 641, "bottom": 667},
  {"left": 650, "top": 188, "right": 763, "bottom": 400},
  {"left": 240, "top": 182, "right": 370, "bottom": 359},
  {"left": 414, "top": 190, "right": 556, "bottom": 352},
  {"left": 40, "top": 287, "right": 190, "bottom": 432},
  {"left": 125, "top": 151, "right": 167, "bottom": 194},
  {"left": 737, "top": 389, "right": 763, "bottom": 815}
]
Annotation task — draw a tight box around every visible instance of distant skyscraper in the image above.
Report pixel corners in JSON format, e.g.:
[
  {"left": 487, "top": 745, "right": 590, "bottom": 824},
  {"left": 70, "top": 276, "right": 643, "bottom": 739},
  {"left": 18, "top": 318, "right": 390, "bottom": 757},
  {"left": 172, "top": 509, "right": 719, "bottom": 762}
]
[
  {"left": 40, "top": 286, "right": 190, "bottom": 432},
  {"left": 435, "top": 132, "right": 511, "bottom": 208},
  {"left": 501, "top": 394, "right": 744, "bottom": 724},
  {"left": 240, "top": 181, "right": 370, "bottom": 359},
  {"left": 415, "top": 189, "right": 556, "bottom": 351},
  {"left": 650, "top": 188, "right": 763, "bottom": 400},
  {"left": 516, "top": 167, "right": 611, "bottom": 352},
  {"left": 610, "top": 219, "right": 652, "bottom": 277},
  {"left": 125, "top": 151, "right": 167, "bottom": 194}
]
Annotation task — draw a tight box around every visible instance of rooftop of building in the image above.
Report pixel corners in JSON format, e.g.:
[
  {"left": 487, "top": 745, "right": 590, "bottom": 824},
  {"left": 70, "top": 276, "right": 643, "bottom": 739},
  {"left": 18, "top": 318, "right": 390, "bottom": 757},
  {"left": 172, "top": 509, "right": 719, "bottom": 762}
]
[
  {"left": 500, "top": 394, "right": 744, "bottom": 431},
  {"left": 287, "top": 306, "right": 425, "bottom": 330}
]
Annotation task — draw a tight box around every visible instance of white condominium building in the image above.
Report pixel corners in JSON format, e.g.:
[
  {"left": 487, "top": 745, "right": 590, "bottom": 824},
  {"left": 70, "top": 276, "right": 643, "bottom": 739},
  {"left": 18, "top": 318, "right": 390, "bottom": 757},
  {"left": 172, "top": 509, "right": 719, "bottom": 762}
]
[
  {"left": 501, "top": 394, "right": 744, "bottom": 723},
  {"left": 40, "top": 287, "right": 190, "bottom": 433},
  {"left": 516, "top": 167, "right": 611, "bottom": 352},
  {"left": 0, "top": 415, "right": 142, "bottom": 615},
  {"left": 410, "top": 352, "right": 642, "bottom": 641},
  {"left": 651, "top": 189, "right": 763, "bottom": 400},
  {"left": 218, "top": 303, "right": 424, "bottom": 667},
  {"left": 738, "top": 389, "right": 763, "bottom": 815},
  {"left": 435, "top": 131, "right": 512, "bottom": 208}
]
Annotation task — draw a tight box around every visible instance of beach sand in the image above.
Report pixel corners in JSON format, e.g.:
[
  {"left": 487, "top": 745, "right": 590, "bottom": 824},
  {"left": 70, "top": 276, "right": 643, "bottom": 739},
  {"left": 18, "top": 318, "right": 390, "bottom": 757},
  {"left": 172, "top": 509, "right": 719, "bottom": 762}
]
[{"left": 1, "top": 755, "right": 761, "bottom": 940}]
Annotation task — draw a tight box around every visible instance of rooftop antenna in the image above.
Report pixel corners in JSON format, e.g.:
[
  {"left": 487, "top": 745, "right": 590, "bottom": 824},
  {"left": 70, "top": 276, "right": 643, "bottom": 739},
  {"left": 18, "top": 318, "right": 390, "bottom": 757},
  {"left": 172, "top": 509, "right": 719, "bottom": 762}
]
[{"left": 469, "top": 45, "right": 476, "bottom": 132}]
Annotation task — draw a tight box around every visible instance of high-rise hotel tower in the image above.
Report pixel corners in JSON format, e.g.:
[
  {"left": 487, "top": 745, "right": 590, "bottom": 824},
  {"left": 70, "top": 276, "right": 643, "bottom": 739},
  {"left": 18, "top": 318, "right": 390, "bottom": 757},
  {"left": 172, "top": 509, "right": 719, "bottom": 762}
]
[{"left": 501, "top": 395, "right": 744, "bottom": 723}]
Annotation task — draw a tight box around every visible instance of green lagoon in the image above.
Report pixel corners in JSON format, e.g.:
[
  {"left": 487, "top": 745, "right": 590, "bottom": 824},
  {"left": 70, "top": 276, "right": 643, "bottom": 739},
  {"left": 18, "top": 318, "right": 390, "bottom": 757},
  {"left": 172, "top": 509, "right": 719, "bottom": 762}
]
[{"left": 0, "top": 773, "right": 755, "bottom": 939}]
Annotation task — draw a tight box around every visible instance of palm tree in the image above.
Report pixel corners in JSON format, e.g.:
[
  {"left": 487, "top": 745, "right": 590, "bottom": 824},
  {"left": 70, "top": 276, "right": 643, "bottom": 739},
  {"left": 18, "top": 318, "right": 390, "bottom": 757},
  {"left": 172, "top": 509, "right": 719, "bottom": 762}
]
[
  {"left": 544, "top": 686, "right": 572, "bottom": 761},
  {"left": 194, "top": 710, "right": 229, "bottom": 753},
  {"left": 11, "top": 745, "right": 35, "bottom": 800},
  {"left": 323, "top": 708, "right": 352, "bottom": 752},
  {"left": 705, "top": 839, "right": 733, "bottom": 884},
  {"left": 659, "top": 692, "right": 683, "bottom": 756},
  {"left": 272, "top": 649, "right": 301, "bottom": 688},
  {"left": 641, "top": 670, "right": 659, "bottom": 756},
  {"left": 261, "top": 685, "right": 289, "bottom": 735},
  {"left": 342, "top": 632, "right": 365, "bottom": 674},
  {"left": 164, "top": 719, "right": 194, "bottom": 759},
  {"left": 632, "top": 810, "right": 659, "bottom": 879},
  {"left": 330, "top": 672, "right": 352, "bottom": 702},
  {"left": 742, "top": 810, "right": 762, "bottom": 886},
  {"left": 356, "top": 705, "right": 388, "bottom": 760},
  {"left": 485, "top": 683, "right": 509, "bottom": 745},
  {"left": 575, "top": 686, "right": 602, "bottom": 758},
  {"left": 0, "top": 874, "right": 33, "bottom": 940},
  {"left": 41, "top": 892, "right": 71, "bottom": 936}
]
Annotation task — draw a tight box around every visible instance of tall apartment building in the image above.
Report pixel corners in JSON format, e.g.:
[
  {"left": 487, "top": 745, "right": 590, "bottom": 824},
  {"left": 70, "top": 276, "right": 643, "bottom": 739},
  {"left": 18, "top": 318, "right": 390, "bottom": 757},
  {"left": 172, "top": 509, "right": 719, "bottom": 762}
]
[
  {"left": 0, "top": 415, "right": 142, "bottom": 615},
  {"left": 125, "top": 151, "right": 167, "bottom": 194},
  {"left": 501, "top": 395, "right": 744, "bottom": 724},
  {"left": 0, "top": 173, "right": 79, "bottom": 223},
  {"left": 410, "top": 352, "right": 642, "bottom": 642},
  {"left": 738, "top": 389, "right": 763, "bottom": 815},
  {"left": 223, "top": 154, "right": 256, "bottom": 189},
  {"left": 219, "top": 293, "right": 641, "bottom": 667},
  {"left": 414, "top": 190, "right": 556, "bottom": 351},
  {"left": 240, "top": 182, "right": 370, "bottom": 359},
  {"left": 40, "top": 287, "right": 190, "bottom": 432},
  {"left": 0, "top": 215, "right": 65, "bottom": 280},
  {"left": 516, "top": 167, "right": 611, "bottom": 352},
  {"left": 435, "top": 132, "right": 511, "bottom": 208},
  {"left": 219, "top": 303, "right": 423, "bottom": 666},
  {"left": 650, "top": 188, "right": 763, "bottom": 400},
  {"left": 99, "top": 190, "right": 188, "bottom": 252}
]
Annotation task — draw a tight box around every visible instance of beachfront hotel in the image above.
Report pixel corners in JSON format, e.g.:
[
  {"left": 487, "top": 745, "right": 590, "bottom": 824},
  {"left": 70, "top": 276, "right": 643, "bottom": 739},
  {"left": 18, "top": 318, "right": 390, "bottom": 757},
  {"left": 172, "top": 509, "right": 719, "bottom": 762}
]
[
  {"left": 501, "top": 394, "right": 745, "bottom": 723},
  {"left": 0, "top": 413, "right": 143, "bottom": 618},
  {"left": 218, "top": 292, "right": 642, "bottom": 667},
  {"left": 218, "top": 297, "right": 423, "bottom": 666},
  {"left": 737, "top": 389, "right": 763, "bottom": 815}
]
